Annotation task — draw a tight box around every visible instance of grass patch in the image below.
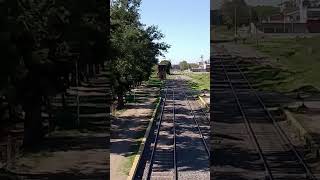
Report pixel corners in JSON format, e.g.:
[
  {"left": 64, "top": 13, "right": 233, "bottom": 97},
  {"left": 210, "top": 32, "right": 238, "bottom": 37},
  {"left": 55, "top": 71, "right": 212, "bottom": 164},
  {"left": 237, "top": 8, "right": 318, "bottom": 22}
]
[
  {"left": 120, "top": 139, "right": 142, "bottom": 175},
  {"left": 146, "top": 78, "right": 163, "bottom": 88},
  {"left": 146, "top": 72, "right": 163, "bottom": 88},
  {"left": 120, "top": 87, "right": 162, "bottom": 175},
  {"left": 152, "top": 97, "right": 160, "bottom": 109},
  {"left": 121, "top": 138, "right": 142, "bottom": 176},
  {"left": 183, "top": 72, "right": 210, "bottom": 91},
  {"left": 244, "top": 35, "right": 320, "bottom": 92},
  {"left": 212, "top": 25, "right": 234, "bottom": 40}
]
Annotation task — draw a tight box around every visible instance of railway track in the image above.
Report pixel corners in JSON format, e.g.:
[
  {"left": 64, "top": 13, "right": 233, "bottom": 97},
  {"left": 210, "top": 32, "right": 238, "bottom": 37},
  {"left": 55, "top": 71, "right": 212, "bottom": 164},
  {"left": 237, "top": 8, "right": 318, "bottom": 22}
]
[
  {"left": 212, "top": 51, "right": 316, "bottom": 179},
  {"left": 176, "top": 77, "right": 210, "bottom": 157},
  {"left": 146, "top": 88, "right": 177, "bottom": 180},
  {"left": 183, "top": 90, "right": 210, "bottom": 157},
  {"left": 144, "top": 78, "right": 210, "bottom": 180}
]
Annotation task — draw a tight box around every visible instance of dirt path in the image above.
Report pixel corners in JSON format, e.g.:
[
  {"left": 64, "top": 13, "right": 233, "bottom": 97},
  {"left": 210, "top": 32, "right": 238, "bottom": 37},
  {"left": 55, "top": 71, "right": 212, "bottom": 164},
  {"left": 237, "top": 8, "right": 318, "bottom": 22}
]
[
  {"left": 110, "top": 84, "right": 159, "bottom": 180},
  {"left": 8, "top": 131, "right": 108, "bottom": 178}
]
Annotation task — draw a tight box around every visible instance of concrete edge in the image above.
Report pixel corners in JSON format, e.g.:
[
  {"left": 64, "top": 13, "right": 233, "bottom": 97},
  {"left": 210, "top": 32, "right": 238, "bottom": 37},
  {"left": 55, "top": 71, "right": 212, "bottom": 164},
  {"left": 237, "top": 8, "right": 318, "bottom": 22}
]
[
  {"left": 126, "top": 97, "right": 162, "bottom": 180},
  {"left": 198, "top": 96, "right": 209, "bottom": 109},
  {"left": 283, "top": 109, "right": 320, "bottom": 151}
]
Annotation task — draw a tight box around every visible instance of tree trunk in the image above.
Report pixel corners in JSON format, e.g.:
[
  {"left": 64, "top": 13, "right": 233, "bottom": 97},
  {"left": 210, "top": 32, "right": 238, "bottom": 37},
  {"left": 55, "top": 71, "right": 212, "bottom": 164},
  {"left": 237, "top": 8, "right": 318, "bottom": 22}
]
[
  {"left": 89, "top": 64, "right": 94, "bottom": 77},
  {"left": 117, "top": 91, "right": 125, "bottom": 109},
  {"left": 93, "top": 64, "right": 96, "bottom": 77},
  {"left": 46, "top": 98, "right": 55, "bottom": 132},
  {"left": 8, "top": 104, "right": 15, "bottom": 122},
  {"left": 61, "top": 93, "right": 66, "bottom": 108},
  {"left": 101, "top": 62, "right": 105, "bottom": 71},
  {"left": 71, "top": 71, "right": 76, "bottom": 86},
  {"left": 64, "top": 74, "right": 70, "bottom": 88},
  {"left": 23, "top": 100, "right": 43, "bottom": 149},
  {"left": 86, "top": 64, "right": 90, "bottom": 78},
  {"left": 96, "top": 64, "right": 100, "bottom": 74},
  {"left": 68, "top": 73, "right": 72, "bottom": 86}
]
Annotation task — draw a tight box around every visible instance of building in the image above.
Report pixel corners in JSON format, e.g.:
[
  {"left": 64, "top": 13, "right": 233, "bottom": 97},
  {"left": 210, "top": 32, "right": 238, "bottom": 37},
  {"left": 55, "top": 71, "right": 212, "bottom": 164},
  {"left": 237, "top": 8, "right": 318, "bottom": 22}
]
[
  {"left": 172, "top": 65, "right": 180, "bottom": 71},
  {"left": 278, "top": 0, "right": 320, "bottom": 23},
  {"left": 199, "top": 61, "right": 210, "bottom": 70},
  {"left": 191, "top": 60, "right": 210, "bottom": 72},
  {"left": 260, "top": 0, "right": 320, "bottom": 33}
]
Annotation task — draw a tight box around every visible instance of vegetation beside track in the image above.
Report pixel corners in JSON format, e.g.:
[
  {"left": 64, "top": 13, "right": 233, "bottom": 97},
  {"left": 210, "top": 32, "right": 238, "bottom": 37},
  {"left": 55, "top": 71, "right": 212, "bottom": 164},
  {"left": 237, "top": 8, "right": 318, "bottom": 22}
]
[
  {"left": 111, "top": 1, "right": 170, "bottom": 109},
  {"left": 119, "top": 73, "right": 162, "bottom": 175},
  {"left": 214, "top": 25, "right": 320, "bottom": 93},
  {"left": 212, "top": 25, "right": 234, "bottom": 40},
  {"left": 184, "top": 72, "right": 210, "bottom": 91},
  {"left": 121, "top": 97, "right": 162, "bottom": 175},
  {"left": 1, "top": 0, "right": 110, "bottom": 150},
  {"left": 121, "top": 139, "right": 142, "bottom": 175},
  {"left": 146, "top": 70, "right": 164, "bottom": 88},
  {"left": 244, "top": 36, "right": 320, "bottom": 93},
  {"left": 124, "top": 69, "right": 163, "bottom": 104}
]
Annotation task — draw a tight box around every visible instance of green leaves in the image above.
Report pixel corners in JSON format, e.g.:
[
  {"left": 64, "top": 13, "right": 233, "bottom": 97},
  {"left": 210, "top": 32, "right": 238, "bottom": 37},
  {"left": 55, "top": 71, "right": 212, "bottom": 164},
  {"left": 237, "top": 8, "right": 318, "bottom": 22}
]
[
  {"left": 221, "top": 0, "right": 251, "bottom": 26},
  {"left": 110, "top": 0, "right": 169, "bottom": 107},
  {"left": 111, "top": 0, "right": 169, "bottom": 92},
  {"left": 179, "top": 61, "right": 189, "bottom": 71}
]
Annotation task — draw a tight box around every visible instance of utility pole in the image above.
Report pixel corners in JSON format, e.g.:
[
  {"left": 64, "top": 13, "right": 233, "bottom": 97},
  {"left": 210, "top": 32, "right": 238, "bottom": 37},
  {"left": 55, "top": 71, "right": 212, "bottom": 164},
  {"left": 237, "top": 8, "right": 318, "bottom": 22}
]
[
  {"left": 249, "top": 7, "right": 252, "bottom": 34},
  {"left": 256, "top": 22, "right": 258, "bottom": 47},
  {"left": 234, "top": 6, "right": 237, "bottom": 38},
  {"left": 75, "top": 59, "right": 80, "bottom": 127},
  {"left": 280, "top": 0, "right": 286, "bottom": 33},
  {"left": 284, "top": 12, "right": 286, "bottom": 33}
]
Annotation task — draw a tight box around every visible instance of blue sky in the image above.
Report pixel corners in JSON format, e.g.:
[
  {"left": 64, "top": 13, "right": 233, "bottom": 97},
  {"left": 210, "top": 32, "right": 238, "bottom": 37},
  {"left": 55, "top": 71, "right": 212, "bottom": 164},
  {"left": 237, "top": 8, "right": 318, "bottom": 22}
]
[{"left": 140, "top": 0, "right": 210, "bottom": 64}]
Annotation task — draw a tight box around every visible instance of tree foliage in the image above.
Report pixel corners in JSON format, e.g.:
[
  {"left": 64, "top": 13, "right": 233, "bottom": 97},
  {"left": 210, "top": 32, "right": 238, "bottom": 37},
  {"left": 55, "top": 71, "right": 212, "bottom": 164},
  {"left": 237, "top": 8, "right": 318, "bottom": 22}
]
[
  {"left": 179, "top": 61, "right": 189, "bottom": 71},
  {"left": 110, "top": 0, "right": 170, "bottom": 109},
  {"left": 253, "top": 5, "right": 279, "bottom": 20},
  {"left": 221, "top": 0, "right": 259, "bottom": 28},
  {"left": 1, "top": 0, "right": 109, "bottom": 149}
]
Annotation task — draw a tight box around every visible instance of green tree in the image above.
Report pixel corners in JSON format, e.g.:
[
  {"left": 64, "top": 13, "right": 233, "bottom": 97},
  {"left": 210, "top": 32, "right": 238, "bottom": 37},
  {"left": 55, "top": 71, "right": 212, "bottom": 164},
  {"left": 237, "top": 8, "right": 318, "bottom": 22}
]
[
  {"left": 179, "top": 61, "right": 189, "bottom": 71},
  {"left": 1, "top": 0, "right": 109, "bottom": 149},
  {"left": 111, "top": 0, "right": 169, "bottom": 109},
  {"left": 221, "top": 0, "right": 251, "bottom": 27},
  {"left": 253, "top": 5, "right": 279, "bottom": 21}
]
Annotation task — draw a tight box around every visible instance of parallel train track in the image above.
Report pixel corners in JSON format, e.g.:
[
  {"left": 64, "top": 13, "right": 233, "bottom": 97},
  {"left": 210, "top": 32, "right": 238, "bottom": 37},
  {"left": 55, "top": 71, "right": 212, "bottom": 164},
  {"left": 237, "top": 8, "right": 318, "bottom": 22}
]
[
  {"left": 145, "top": 79, "right": 210, "bottom": 180},
  {"left": 212, "top": 50, "right": 316, "bottom": 179}
]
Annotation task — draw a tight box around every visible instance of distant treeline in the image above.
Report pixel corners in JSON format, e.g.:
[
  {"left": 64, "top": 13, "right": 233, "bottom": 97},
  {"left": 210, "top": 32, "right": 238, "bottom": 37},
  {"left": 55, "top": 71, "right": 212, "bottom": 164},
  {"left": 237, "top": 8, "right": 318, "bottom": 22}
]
[{"left": 211, "top": 0, "right": 279, "bottom": 27}]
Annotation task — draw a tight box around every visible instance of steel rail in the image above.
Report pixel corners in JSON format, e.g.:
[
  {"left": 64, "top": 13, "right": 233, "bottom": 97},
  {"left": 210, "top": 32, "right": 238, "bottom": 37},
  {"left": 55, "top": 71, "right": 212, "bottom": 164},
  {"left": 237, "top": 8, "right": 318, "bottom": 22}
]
[
  {"left": 233, "top": 61, "right": 316, "bottom": 180},
  {"left": 183, "top": 90, "right": 211, "bottom": 158},
  {"left": 175, "top": 75, "right": 210, "bottom": 157},
  {"left": 146, "top": 88, "right": 169, "bottom": 180},
  {"left": 173, "top": 89, "right": 178, "bottom": 180},
  {"left": 177, "top": 76, "right": 210, "bottom": 124},
  {"left": 186, "top": 91, "right": 210, "bottom": 124},
  {"left": 218, "top": 58, "right": 274, "bottom": 180}
]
